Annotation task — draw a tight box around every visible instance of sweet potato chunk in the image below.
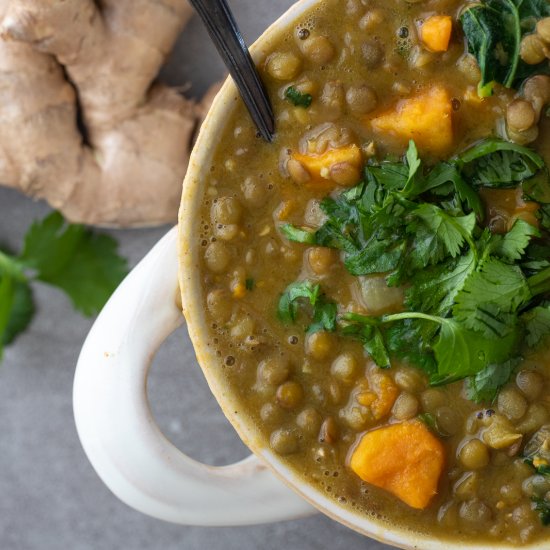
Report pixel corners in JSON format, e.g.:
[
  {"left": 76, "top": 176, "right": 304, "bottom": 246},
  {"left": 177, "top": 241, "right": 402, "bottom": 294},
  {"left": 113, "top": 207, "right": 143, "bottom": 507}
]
[
  {"left": 357, "top": 372, "right": 399, "bottom": 420},
  {"left": 370, "top": 86, "right": 453, "bottom": 156},
  {"left": 349, "top": 421, "right": 445, "bottom": 509},
  {"left": 292, "top": 144, "right": 362, "bottom": 188},
  {"left": 420, "top": 15, "right": 453, "bottom": 53}
]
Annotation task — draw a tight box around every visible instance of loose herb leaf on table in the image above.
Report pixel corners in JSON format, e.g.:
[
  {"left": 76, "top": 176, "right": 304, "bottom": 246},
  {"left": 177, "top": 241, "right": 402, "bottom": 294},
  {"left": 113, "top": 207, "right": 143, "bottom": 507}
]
[
  {"left": 0, "top": 211, "right": 128, "bottom": 360},
  {"left": 278, "top": 138, "right": 550, "bottom": 403}
]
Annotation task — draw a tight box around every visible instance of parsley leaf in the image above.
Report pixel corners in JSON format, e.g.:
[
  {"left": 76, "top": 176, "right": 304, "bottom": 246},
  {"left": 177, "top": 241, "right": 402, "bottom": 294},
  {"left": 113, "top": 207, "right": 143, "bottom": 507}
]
[
  {"left": 19, "top": 212, "right": 128, "bottom": 316},
  {"left": 285, "top": 86, "right": 312, "bottom": 108}
]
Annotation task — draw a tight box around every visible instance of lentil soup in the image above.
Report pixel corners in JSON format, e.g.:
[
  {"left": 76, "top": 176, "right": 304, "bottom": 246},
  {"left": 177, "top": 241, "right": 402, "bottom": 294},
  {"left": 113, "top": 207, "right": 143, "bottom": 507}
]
[{"left": 181, "top": 0, "right": 550, "bottom": 545}]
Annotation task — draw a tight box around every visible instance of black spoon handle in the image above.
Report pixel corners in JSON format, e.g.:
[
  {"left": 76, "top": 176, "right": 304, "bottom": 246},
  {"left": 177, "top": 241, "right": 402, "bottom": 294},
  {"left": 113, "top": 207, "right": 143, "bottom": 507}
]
[{"left": 189, "top": 0, "right": 275, "bottom": 142}]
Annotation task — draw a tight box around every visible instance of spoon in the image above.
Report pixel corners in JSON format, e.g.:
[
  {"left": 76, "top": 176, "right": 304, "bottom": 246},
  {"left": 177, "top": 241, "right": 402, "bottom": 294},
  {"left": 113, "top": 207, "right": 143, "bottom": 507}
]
[{"left": 189, "top": 0, "right": 275, "bottom": 142}]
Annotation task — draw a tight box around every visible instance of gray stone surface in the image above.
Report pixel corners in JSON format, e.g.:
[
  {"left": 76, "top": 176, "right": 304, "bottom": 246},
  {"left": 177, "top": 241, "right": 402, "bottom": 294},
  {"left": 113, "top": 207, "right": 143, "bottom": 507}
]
[{"left": 0, "top": 2, "right": 391, "bottom": 549}]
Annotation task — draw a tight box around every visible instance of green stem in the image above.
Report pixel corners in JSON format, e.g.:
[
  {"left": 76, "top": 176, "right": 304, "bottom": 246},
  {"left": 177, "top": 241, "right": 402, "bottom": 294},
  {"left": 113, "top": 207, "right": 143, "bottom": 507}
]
[
  {"left": 382, "top": 311, "right": 444, "bottom": 325},
  {"left": 528, "top": 266, "right": 550, "bottom": 297},
  {"left": 0, "top": 250, "right": 26, "bottom": 282}
]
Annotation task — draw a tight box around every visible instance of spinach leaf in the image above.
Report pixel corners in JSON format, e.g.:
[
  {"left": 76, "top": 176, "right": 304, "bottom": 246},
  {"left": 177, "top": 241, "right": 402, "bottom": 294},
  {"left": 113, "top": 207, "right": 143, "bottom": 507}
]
[{"left": 461, "top": 0, "right": 550, "bottom": 94}]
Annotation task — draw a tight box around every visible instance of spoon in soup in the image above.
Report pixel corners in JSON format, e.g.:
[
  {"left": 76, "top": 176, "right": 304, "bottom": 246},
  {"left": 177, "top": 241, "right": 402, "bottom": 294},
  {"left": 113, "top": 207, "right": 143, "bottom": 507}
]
[{"left": 189, "top": 0, "right": 275, "bottom": 142}]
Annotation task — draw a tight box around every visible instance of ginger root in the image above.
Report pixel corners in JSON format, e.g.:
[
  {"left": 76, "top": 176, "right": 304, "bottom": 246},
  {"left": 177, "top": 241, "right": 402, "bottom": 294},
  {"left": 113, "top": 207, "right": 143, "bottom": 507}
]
[{"left": 0, "top": 0, "right": 206, "bottom": 226}]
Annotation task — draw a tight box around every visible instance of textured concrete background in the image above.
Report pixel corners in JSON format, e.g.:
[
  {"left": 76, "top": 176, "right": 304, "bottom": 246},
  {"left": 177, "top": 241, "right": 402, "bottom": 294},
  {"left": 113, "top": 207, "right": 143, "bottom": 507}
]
[{"left": 0, "top": 1, "right": 391, "bottom": 548}]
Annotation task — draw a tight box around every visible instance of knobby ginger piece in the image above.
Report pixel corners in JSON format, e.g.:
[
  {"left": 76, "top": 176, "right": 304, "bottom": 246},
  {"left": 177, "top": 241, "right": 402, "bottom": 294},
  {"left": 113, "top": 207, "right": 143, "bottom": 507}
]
[
  {"left": 349, "top": 420, "right": 445, "bottom": 509},
  {"left": 420, "top": 16, "right": 453, "bottom": 53},
  {"left": 292, "top": 144, "right": 362, "bottom": 189},
  {"left": 369, "top": 86, "right": 453, "bottom": 156},
  {"left": 0, "top": 0, "right": 208, "bottom": 227}
]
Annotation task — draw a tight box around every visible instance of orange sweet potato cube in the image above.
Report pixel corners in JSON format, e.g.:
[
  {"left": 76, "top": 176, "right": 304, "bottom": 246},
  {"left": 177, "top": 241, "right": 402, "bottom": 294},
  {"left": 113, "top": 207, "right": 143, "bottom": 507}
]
[
  {"left": 349, "top": 421, "right": 445, "bottom": 509},
  {"left": 420, "top": 15, "right": 453, "bottom": 53},
  {"left": 369, "top": 86, "right": 453, "bottom": 156},
  {"left": 292, "top": 144, "right": 362, "bottom": 188}
]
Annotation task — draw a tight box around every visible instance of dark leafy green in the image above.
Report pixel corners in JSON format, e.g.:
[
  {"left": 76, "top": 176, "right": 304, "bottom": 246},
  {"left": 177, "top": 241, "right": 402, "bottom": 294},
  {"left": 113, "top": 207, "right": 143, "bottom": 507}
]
[{"left": 460, "top": 0, "right": 550, "bottom": 96}]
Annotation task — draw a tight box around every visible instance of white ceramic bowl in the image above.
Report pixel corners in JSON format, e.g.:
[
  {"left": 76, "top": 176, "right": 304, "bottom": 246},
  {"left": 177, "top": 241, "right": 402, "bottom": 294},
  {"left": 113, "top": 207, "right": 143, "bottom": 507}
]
[{"left": 74, "top": 1, "right": 549, "bottom": 548}]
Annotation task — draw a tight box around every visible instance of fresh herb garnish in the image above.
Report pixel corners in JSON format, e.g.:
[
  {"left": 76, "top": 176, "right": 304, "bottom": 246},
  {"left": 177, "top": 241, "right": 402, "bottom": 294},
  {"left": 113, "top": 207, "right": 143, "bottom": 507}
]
[
  {"left": 277, "top": 138, "right": 550, "bottom": 401},
  {"left": 534, "top": 497, "right": 550, "bottom": 526},
  {"left": 245, "top": 278, "right": 255, "bottom": 291},
  {"left": 418, "top": 412, "right": 449, "bottom": 438},
  {"left": 285, "top": 86, "right": 313, "bottom": 108},
  {"left": 525, "top": 457, "right": 550, "bottom": 525},
  {"left": 281, "top": 223, "right": 316, "bottom": 244},
  {"left": 460, "top": 0, "right": 550, "bottom": 96},
  {"left": 278, "top": 280, "right": 337, "bottom": 334},
  {"left": 0, "top": 211, "right": 128, "bottom": 360}
]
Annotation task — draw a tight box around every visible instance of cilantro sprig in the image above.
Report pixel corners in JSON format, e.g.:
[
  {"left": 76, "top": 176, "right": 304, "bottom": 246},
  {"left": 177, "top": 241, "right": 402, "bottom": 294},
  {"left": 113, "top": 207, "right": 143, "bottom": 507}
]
[
  {"left": 278, "top": 138, "right": 550, "bottom": 403},
  {"left": 0, "top": 211, "right": 128, "bottom": 360}
]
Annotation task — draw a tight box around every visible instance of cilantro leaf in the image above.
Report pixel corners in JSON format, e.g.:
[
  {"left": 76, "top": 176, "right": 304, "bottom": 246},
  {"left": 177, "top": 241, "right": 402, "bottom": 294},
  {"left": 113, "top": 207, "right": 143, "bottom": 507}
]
[
  {"left": 523, "top": 305, "right": 550, "bottom": 348},
  {"left": 453, "top": 260, "right": 531, "bottom": 332},
  {"left": 308, "top": 298, "right": 337, "bottom": 334},
  {"left": 465, "top": 358, "right": 521, "bottom": 403},
  {"left": 278, "top": 280, "right": 320, "bottom": 323},
  {"left": 340, "top": 313, "right": 390, "bottom": 368},
  {"left": 280, "top": 224, "right": 316, "bottom": 244},
  {"left": 19, "top": 212, "right": 128, "bottom": 316},
  {"left": 490, "top": 219, "right": 540, "bottom": 261},
  {"left": 277, "top": 280, "right": 337, "bottom": 333},
  {"left": 533, "top": 497, "right": 550, "bottom": 526},
  {"left": 3, "top": 281, "right": 34, "bottom": 346},
  {"left": 405, "top": 251, "right": 476, "bottom": 316},
  {"left": 413, "top": 204, "right": 475, "bottom": 258},
  {"left": 385, "top": 319, "right": 437, "bottom": 374},
  {"left": 432, "top": 318, "right": 520, "bottom": 382},
  {"left": 345, "top": 239, "right": 405, "bottom": 276},
  {"left": 285, "top": 86, "right": 312, "bottom": 108},
  {"left": 458, "top": 138, "right": 546, "bottom": 187},
  {"left": 0, "top": 275, "right": 15, "bottom": 359}
]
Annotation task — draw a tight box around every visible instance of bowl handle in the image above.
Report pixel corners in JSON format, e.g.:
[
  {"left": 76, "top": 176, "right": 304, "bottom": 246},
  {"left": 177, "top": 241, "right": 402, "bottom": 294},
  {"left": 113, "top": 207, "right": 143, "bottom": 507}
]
[{"left": 73, "top": 227, "right": 315, "bottom": 525}]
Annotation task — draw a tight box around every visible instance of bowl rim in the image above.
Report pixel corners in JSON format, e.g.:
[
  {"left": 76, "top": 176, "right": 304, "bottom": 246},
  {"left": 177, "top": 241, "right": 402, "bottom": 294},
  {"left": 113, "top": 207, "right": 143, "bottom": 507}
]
[{"left": 178, "top": 1, "right": 546, "bottom": 548}]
